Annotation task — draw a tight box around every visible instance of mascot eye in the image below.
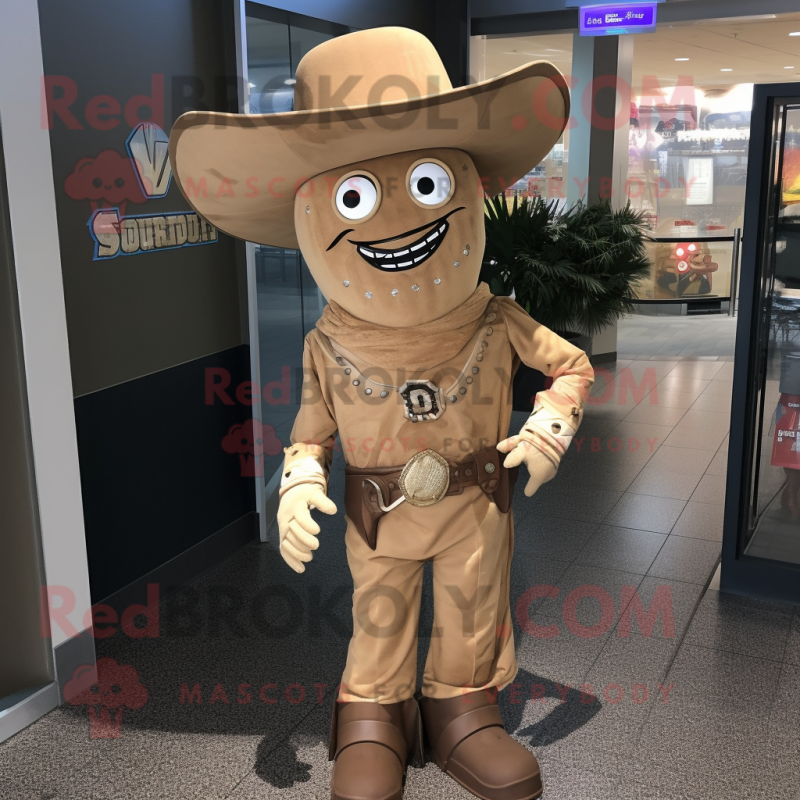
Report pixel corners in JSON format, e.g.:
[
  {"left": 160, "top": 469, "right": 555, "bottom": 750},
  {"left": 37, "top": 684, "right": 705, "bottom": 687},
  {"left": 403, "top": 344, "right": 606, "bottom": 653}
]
[
  {"left": 114, "top": 177, "right": 125, "bottom": 188},
  {"left": 334, "top": 175, "right": 379, "bottom": 221},
  {"left": 92, "top": 177, "right": 102, "bottom": 188},
  {"left": 408, "top": 161, "right": 453, "bottom": 207}
]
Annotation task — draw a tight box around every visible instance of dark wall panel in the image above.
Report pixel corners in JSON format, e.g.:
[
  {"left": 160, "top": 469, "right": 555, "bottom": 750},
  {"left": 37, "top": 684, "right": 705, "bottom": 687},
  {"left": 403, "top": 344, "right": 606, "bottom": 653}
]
[
  {"left": 471, "top": 0, "right": 568, "bottom": 17},
  {"left": 74, "top": 345, "right": 256, "bottom": 602},
  {"left": 251, "top": 0, "right": 436, "bottom": 36},
  {"left": 37, "top": 0, "right": 255, "bottom": 604},
  {"left": 436, "top": 0, "right": 471, "bottom": 88},
  {"left": 38, "top": 0, "right": 245, "bottom": 398}
]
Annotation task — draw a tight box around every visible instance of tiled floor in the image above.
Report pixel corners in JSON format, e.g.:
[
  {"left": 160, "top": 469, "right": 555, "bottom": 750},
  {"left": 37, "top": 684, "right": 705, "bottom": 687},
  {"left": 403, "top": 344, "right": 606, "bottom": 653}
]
[{"left": 2, "top": 313, "right": 800, "bottom": 800}]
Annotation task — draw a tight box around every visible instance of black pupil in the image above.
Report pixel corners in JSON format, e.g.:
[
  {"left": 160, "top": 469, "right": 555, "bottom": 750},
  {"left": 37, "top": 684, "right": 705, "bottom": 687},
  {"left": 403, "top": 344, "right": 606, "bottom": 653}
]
[
  {"left": 343, "top": 189, "right": 360, "bottom": 208},
  {"left": 417, "top": 176, "right": 435, "bottom": 195},
  {"left": 115, "top": 177, "right": 125, "bottom": 188}
]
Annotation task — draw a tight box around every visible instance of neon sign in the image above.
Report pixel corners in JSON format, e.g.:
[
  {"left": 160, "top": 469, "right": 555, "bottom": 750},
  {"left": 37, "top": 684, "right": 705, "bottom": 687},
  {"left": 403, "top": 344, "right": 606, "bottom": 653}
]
[{"left": 579, "top": 3, "right": 658, "bottom": 36}]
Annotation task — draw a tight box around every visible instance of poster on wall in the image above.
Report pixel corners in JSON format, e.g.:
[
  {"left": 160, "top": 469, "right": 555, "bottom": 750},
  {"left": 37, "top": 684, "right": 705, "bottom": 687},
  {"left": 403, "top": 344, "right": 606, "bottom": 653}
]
[{"left": 686, "top": 157, "right": 714, "bottom": 205}]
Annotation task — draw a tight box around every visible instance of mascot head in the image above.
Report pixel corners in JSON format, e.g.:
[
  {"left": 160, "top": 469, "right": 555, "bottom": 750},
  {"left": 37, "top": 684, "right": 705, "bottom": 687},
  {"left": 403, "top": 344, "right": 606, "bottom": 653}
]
[{"left": 170, "top": 27, "right": 569, "bottom": 327}]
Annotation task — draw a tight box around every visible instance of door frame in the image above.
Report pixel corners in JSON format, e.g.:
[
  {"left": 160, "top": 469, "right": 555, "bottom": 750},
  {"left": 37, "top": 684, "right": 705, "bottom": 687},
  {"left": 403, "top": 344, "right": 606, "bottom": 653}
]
[
  {"left": 231, "top": 1, "right": 352, "bottom": 545},
  {"left": 722, "top": 81, "right": 800, "bottom": 605},
  {"left": 0, "top": 0, "right": 94, "bottom": 740},
  {"left": 233, "top": 0, "right": 274, "bottom": 542}
]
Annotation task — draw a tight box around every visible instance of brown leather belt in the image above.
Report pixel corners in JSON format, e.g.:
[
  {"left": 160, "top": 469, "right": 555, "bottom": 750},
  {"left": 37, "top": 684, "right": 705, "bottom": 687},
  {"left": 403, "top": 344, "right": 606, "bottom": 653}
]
[{"left": 344, "top": 446, "right": 518, "bottom": 550}]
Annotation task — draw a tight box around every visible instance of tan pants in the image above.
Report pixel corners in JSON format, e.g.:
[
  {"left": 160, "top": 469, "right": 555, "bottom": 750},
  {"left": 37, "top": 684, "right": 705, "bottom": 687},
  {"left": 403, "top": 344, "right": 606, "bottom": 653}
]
[{"left": 339, "top": 486, "right": 518, "bottom": 703}]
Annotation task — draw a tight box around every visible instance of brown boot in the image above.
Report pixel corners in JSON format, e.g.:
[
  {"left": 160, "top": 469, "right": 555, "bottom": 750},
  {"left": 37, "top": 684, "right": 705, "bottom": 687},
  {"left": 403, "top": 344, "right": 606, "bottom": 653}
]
[
  {"left": 420, "top": 692, "right": 542, "bottom": 800},
  {"left": 329, "top": 697, "right": 423, "bottom": 800}
]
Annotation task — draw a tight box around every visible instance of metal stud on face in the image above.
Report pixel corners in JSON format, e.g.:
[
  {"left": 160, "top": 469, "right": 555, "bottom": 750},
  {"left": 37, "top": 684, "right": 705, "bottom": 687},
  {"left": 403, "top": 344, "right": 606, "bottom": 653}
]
[
  {"left": 476, "top": 354, "right": 483, "bottom": 362},
  {"left": 463, "top": 250, "right": 469, "bottom": 255},
  {"left": 391, "top": 289, "right": 398, "bottom": 296},
  {"left": 434, "top": 278, "right": 441, "bottom": 285},
  {"left": 486, "top": 327, "right": 493, "bottom": 336},
  {"left": 343, "top": 280, "right": 350, "bottom": 287},
  {"left": 472, "top": 367, "right": 480, "bottom": 374},
  {"left": 344, "top": 368, "right": 351, "bottom": 375},
  {"left": 487, "top": 313, "right": 496, "bottom": 322},
  {"left": 412, "top": 284, "right": 419, "bottom": 292},
  {"left": 305, "top": 206, "right": 311, "bottom": 214},
  {"left": 454, "top": 261, "right": 460, "bottom": 267},
  {"left": 380, "top": 391, "right": 389, "bottom": 398},
  {"left": 466, "top": 376, "right": 474, "bottom": 384},
  {"left": 365, "top": 388, "right": 372, "bottom": 395},
  {"left": 353, "top": 380, "right": 360, "bottom": 386},
  {"left": 459, "top": 387, "right": 467, "bottom": 395},
  {"left": 449, "top": 395, "right": 458, "bottom": 403},
  {"left": 336, "top": 357, "right": 345, "bottom": 366},
  {"left": 365, "top": 291, "right": 372, "bottom": 298}
]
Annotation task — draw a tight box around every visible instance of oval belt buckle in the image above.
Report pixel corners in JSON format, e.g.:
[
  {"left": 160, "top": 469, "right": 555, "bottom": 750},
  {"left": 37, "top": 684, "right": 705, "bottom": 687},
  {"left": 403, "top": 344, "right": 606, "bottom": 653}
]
[{"left": 399, "top": 449, "right": 450, "bottom": 507}]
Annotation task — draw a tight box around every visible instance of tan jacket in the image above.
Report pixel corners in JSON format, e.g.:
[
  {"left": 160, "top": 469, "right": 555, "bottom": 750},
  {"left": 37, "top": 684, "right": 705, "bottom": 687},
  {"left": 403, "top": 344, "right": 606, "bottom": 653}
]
[{"left": 287, "top": 296, "right": 593, "bottom": 479}]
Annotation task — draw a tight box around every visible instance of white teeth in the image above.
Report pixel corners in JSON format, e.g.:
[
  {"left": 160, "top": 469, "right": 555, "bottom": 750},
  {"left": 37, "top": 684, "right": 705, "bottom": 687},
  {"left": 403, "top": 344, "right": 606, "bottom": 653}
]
[{"left": 356, "top": 218, "right": 448, "bottom": 271}]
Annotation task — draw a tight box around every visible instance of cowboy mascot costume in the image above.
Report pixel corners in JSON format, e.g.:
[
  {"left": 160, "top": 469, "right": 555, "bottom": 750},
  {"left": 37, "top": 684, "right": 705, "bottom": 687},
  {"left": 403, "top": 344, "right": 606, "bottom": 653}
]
[{"left": 170, "top": 27, "right": 592, "bottom": 800}]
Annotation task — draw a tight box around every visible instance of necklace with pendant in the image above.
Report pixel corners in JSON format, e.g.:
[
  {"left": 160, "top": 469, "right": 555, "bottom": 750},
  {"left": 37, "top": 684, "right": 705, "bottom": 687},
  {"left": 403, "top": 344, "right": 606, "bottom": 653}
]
[{"left": 319, "top": 308, "right": 498, "bottom": 422}]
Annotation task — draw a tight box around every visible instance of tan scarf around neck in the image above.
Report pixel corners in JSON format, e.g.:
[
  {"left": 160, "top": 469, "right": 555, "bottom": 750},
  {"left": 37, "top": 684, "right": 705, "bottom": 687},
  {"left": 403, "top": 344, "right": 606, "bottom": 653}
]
[{"left": 316, "top": 283, "right": 493, "bottom": 371}]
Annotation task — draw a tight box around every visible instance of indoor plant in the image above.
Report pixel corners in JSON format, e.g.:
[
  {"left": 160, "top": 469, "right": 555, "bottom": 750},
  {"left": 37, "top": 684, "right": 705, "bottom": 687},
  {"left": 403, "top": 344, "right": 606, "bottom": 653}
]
[{"left": 481, "top": 195, "right": 651, "bottom": 410}]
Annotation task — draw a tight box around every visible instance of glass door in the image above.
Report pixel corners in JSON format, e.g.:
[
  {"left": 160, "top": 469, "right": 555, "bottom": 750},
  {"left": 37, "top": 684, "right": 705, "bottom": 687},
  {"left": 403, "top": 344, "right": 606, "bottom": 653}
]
[
  {"left": 234, "top": 2, "right": 350, "bottom": 540},
  {"left": 723, "top": 86, "right": 800, "bottom": 604}
]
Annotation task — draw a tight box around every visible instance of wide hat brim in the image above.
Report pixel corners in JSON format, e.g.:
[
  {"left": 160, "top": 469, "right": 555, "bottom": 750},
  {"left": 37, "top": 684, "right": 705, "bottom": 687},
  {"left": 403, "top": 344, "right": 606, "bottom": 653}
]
[{"left": 169, "top": 61, "right": 569, "bottom": 249}]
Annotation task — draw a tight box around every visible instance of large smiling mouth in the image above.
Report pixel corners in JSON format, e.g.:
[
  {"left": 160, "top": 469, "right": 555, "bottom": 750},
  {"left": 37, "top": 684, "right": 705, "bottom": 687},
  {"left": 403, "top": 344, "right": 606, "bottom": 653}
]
[{"left": 348, "top": 207, "right": 465, "bottom": 272}]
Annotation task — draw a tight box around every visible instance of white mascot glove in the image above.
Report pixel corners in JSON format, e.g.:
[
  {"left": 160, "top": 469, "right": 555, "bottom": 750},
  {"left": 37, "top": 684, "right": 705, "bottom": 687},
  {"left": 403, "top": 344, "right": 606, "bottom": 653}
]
[
  {"left": 497, "top": 403, "right": 577, "bottom": 497},
  {"left": 277, "top": 454, "right": 337, "bottom": 573},
  {"left": 277, "top": 484, "right": 337, "bottom": 573}
]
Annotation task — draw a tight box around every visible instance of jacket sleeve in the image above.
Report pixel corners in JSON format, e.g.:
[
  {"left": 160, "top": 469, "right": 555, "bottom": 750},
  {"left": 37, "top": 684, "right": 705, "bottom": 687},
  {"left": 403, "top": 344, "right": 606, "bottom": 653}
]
[
  {"left": 497, "top": 296, "right": 594, "bottom": 467},
  {"left": 283, "top": 333, "right": 338, "bottom": 494}
]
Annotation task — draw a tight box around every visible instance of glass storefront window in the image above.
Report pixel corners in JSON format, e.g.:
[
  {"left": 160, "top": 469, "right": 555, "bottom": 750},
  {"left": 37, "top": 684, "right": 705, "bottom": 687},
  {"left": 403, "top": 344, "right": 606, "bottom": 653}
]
[
  {"left": 745, "top": 104, "right": 800, "bottom": 566},
  {"left": 630, "top": 86, "right": 751, "bottom": 239},
  {"left": 474, "top": 20, "right": 800, "bottom": 305},
  {"left": 470, "top": 34, "right": 572, "bottom": 208},
  {"left": 631, "top": 85, "right": 752, "bottom": 301},
  {"left": 246, "top": 15, "right": 292, "bottom": 113},
  {"left": 244, "top": 5, "right": 350, "bottom": 482}
]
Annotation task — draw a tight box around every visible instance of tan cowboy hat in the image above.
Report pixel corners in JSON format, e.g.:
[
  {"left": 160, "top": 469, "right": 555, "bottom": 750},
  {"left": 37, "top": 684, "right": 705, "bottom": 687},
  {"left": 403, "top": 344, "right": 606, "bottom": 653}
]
[{"left": 169, "top": 26, "right": 569, "bottom": 249}]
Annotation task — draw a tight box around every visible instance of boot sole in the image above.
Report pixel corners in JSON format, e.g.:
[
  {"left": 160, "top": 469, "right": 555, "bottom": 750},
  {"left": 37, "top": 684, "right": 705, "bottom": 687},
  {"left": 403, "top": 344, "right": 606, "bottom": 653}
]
[
  {"left": 436, "top": 760, "right": 543, "bottom": 800},
  {"left": 331, "top": 770, "right": 408, "bottom": 800}
]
